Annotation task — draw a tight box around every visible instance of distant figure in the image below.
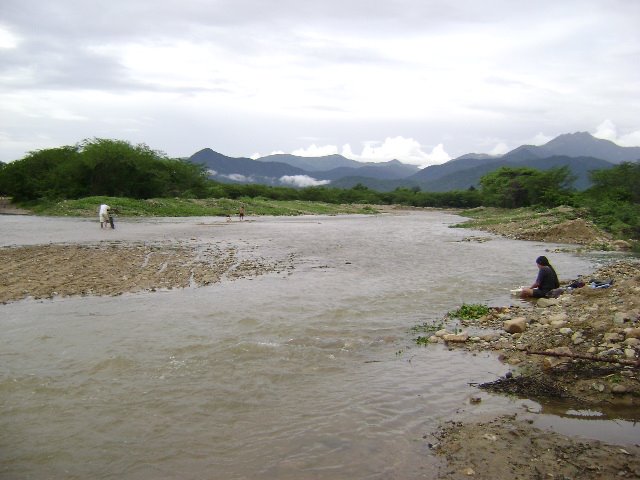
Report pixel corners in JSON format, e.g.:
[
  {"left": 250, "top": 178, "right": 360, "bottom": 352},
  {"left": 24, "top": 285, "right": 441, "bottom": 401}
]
[
  {"left": 521, "top": 256, "right": 560, "bottom": 298},
  {"left": 98, "top": 204, "right": 110, "bottom": 229},
  {"left": 226, "top": 214, "right": 232, "bottom": 222},
  {"left": 108, "top": 208, "right": 116, "bottom": 229},
  {"left": 239, "top": 206, "right": 245, "bottom": 221}
]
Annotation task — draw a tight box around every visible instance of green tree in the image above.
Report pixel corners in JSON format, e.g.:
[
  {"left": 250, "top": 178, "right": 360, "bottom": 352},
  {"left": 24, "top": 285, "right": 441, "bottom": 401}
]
[{"left": 479, "top": 166, "right": 574, "bottom": 208}]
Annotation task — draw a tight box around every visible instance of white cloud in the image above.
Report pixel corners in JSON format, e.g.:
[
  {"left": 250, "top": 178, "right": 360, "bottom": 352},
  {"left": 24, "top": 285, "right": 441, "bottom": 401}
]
[
  {"left": 593, "top": 120, "right": 640, "bottom": 147},
  {"left": 343, "top": 136, "right": 451, "bottom": 167},
  {"left": 0, "top": 1, "right": 639, "bottom": 163},
  {"left": 530, "top": 133, "right": 553, "bottom": 145},
  {"left": 279, "top": 175, "right": 331, "bottom": 187},
  {"left": 593, "top": 119, "right": 617, "bottom": 142},
  {"left": 221, "top": 173, "right": 255, "bottom": 183},
  {"left": 291, "top": 144, "right": 338, "bottom": 157},
  {"left": 0, "top": 26, "right": 20, "bottom": 49},
  {"left": 489, "top": 143, "right": 509, "bottom": 155},
  {"left": 286, "top": 136, "right": 450, "bottom": 167}
]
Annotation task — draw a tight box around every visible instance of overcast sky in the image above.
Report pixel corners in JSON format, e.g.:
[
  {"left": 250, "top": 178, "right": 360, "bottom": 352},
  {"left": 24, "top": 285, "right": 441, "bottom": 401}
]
[{"left": 1, "top": 0, "right": 639, "bottom": 167}]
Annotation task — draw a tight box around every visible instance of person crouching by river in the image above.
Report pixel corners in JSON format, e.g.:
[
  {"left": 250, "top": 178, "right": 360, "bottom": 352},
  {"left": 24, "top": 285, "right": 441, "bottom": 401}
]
[
  {"left": 98, "top": 203, "right": 110, "bottom": 229},
  {"left": 521, "top": 256, "right": 560, "bottom": 298}
]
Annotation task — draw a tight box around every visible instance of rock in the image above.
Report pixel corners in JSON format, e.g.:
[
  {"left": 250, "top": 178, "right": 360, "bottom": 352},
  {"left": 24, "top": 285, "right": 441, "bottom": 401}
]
[
  {"left": 470, "top": 395, "right": 482, "bottom": 404},
  {"left": 592, "top": 383, "right": 606, "bottom": 392},
  {"left": 503, "top": 317, "right": 527, "bottom": 334},
  {"left": 559, "top": 327, "right": 573, "bottom": 335},
  {"left": 537, "top": 298, "right": 559, "bottom": 307},
  {"left": 481, "top": 332, "right": 500, "bottom": 341},
  {"left": 623, "top": 338, "right": 640, "bottom": 347},
  {"left": 624, "top": 328, "right": 640, "bottom": 339},
  {"left": 462, "top": 467, "right": 476, "bottom": 476},
  {"left": 443, "top": 332, "right": 469, "bottom": 343},
  {"left": 550, "top": 319, "right": 568, "bottom": 328},
  {"left": 624, "top": 349, "right": 636, "bottom": 359},
  {"left": 428, "top": 335, "right": 441, "bottom": 343},
  {"left": 435, "top": 328, "right": 448, "bottom": 338},
  {"left": 612, "top": 385, "right": 628, "bottom": 394},
  {"left": 571, "top": 332, "right": 584, "bottom": 345},
  {"left": 604, "top": 332, "right": 624, "bottom": 342}
]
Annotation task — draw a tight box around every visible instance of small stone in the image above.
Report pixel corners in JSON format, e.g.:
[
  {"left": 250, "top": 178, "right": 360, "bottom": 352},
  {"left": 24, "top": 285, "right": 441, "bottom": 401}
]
[
  {"left": 504, "top": 317, "right": 527, "bottom": 334},
  {"left": 559, "top": 327, "right": 573, "bottom": 335},
  {"left": 443, "top": 332, "right": 469, "bottom": 343},
  {"left": 551, "top": 320, "right": 568, "bottom": 328},
  {"left": 612, "top": 385, "right": 628, "bottom": 394},
  {"left": 470, "top": 395, "right": 482, "bottom": 404},
  {"left": 428, "top": 335, "right": 440, "bottom": 343},
  {"left": 624, "top": 328, "right": 640, "bottom": 339},
  {"left": 462, "top": 467, "right": 475, "bottom": 476},
  {"left": 624, "top": 338, "right": 640, "bottom": 347},
  {"left": 592, "top": 383, "right": 605, "bottom": 392},
  {"left": 624, "top": 349, "right": 636, "bottom": 359},
  {"left": 604, "top": 332, "right": 624, "bottom": 342}
]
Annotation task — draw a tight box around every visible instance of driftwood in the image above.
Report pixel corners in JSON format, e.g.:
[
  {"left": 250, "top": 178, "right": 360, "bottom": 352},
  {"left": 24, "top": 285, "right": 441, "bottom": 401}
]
[{"left": 526, "top": 349, "right": 640, "bottom": 368}]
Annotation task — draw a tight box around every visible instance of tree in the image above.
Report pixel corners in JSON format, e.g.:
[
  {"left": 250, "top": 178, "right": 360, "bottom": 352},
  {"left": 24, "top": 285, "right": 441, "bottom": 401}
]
[
  {"left": 479, "top": 166, "right": 575, "bottom": 208},
  {"left": 0, "top": 138, "right": 210, "bottom": 201}
]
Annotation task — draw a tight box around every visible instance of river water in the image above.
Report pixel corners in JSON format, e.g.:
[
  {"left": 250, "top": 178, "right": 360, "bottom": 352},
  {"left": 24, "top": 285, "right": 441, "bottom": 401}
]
[{"left": 0, "top": 211, "right": 627, "bottom": 479}]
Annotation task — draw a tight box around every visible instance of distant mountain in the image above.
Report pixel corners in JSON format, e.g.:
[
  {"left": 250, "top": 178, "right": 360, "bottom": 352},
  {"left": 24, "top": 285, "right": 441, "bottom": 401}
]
[
  {"left": 256, "top": 153, "right": 361, "bottom": 171},
  {"left": 409, "top": 132, "right": 638, "bottom": 191},
  {"left": 190, "top": 148, "right": 309, "bottom": 185},
  {"left": 414, "top": 155, "right": 614, "bottom": 192},
  {"left": 537, "top": 132, "right": 640, "bottom": 163},
  {"left": 411, "top": 154, "right": 501, "bottom": 182},
  {"left": 187, "top": 132, "right": 638, "bottom": 191},
  {"left": 314, "top": 160, "right": 420, "bottom": 181}
]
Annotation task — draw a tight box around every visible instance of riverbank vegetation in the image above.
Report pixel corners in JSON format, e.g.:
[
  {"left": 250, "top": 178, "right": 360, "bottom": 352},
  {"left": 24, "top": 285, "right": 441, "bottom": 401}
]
[{"left": 0, "top": 138, "right": 638, "bottom": 242}]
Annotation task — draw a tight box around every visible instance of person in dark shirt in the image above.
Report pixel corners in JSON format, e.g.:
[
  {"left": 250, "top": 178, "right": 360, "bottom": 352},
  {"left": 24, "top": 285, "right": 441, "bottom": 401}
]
[{"left": 521, "top": 256, "right": 560, "bottom": 298}]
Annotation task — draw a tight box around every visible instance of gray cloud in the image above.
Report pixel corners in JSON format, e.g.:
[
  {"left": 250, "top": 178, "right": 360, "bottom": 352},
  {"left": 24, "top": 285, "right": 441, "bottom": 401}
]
[{"left": 0, "top": 0, "right": 638, "bottom": 164}]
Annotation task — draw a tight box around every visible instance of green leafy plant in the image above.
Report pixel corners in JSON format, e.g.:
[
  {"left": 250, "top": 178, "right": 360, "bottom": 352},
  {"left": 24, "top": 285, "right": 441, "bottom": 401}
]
[{"left": 448, "top": 303, "right": 490, "bottom": 320}]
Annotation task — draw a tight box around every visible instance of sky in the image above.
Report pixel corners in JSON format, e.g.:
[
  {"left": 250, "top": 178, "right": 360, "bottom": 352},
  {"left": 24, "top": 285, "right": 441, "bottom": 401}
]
[{"left": 1, "top": 0, "right": 639, "bottom": 168}]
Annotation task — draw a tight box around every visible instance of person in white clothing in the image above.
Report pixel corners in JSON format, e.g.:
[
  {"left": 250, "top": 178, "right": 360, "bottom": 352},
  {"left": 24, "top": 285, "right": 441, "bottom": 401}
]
[{"left": 98, "top": 204, "right": 110, "bottom": 229}]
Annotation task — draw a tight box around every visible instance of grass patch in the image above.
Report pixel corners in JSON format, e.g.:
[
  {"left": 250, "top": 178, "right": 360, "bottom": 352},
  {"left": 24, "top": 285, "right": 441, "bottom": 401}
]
[
  {"left": 451, "top": 206, "right": 583, "bottom": 229},
  {"left": 447, "top": 303, "right": 489, "bottom": 320},
  {"left": 19, "top": 196, "right": 379, "bottom": 218}
]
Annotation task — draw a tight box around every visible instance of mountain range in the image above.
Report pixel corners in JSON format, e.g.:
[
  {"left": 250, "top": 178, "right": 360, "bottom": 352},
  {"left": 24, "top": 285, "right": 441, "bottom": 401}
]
[{"left": 188, "top": 132, "right": 640, "bottom": 191}]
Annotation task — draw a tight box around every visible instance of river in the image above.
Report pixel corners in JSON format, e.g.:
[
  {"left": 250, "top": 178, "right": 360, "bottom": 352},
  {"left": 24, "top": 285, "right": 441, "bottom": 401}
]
[{"left": 0, "top": 211, "right": 606, "bottom": 479}]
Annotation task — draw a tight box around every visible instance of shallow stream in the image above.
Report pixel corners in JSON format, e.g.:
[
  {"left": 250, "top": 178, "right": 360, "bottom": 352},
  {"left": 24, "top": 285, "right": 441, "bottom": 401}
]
[{"left": 0, "top": 212, "right": 635, "bottom": 479}]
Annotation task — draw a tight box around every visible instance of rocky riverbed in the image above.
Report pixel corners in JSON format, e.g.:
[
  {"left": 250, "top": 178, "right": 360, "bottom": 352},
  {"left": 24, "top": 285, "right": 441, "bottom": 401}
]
[
  {"left": 427, "top": 212, "right": 640, "bottom": 479},
  {"left": 425, "top": 259, "right": 640, "bottom": 479}
]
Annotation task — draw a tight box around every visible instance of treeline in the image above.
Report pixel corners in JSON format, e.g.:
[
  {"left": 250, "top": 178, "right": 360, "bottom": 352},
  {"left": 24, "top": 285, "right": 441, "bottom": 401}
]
[
  {"left": 0, "top": 139, "right": 210, "bottom": 200},
  {"left": 1, "top": 138, "right": 638, "bottom": 238}
]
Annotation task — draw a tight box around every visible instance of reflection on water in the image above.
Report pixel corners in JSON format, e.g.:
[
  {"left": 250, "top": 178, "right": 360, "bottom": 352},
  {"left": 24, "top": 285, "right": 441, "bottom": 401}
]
[{"left": 0, "top": 212, "right": 634, "bottom": 479}]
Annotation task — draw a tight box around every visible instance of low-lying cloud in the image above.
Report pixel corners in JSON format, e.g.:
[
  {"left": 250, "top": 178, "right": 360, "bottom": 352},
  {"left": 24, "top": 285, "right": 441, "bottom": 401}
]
[{"left": 279, "top": 175, "right": 331, "bottom": 187}]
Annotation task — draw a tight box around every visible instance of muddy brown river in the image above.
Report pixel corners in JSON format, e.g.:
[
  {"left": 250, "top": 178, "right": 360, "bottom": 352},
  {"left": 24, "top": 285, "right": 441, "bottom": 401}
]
[{"left": 0, "top": 212, "right": 627, "bottom": 479}]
